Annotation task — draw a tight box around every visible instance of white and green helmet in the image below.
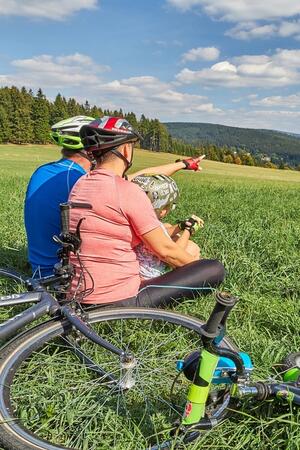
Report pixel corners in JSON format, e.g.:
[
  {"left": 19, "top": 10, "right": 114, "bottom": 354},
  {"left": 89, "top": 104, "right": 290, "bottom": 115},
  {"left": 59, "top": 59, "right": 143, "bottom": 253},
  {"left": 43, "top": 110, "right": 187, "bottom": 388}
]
[
  {"left": 133, "top": 174, "right": 179, "bottom": 214},
  {"left": 50, "top": 116, "right": 95, "bottom": 150}
]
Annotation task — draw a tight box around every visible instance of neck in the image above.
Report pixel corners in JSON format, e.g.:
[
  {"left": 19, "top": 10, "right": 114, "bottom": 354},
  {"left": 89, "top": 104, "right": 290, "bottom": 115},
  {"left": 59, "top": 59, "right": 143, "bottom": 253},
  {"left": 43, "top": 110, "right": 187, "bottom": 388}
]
[
  {"left": 97, "top": 159, "right": 126, "bottom": 177},
  {"left": 68, "top": 154, "right": 90, "bottom": 171}
]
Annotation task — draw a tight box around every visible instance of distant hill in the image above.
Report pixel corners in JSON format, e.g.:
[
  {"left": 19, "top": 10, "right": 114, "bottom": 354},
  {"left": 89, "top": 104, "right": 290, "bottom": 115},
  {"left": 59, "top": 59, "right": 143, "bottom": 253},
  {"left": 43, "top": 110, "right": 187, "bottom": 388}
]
[{"left": 165, "top": 122, "right": 300, "bottom": 166}]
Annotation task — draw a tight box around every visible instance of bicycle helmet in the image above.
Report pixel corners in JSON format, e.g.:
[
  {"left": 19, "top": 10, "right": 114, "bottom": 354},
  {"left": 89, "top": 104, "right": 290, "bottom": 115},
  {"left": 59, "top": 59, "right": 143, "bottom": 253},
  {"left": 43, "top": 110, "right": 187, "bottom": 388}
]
[
  {"left": 80, "top": 116, "right": 142, "bottom": 175},
  {"left": 132, "top": 174, "right": 179, "bottom": 214},
  {"left": 80, "top": 116, "right": 141, "bottom": 152},
  {"left": 50, "top": 116, "right": 95, "bottom": 150}
]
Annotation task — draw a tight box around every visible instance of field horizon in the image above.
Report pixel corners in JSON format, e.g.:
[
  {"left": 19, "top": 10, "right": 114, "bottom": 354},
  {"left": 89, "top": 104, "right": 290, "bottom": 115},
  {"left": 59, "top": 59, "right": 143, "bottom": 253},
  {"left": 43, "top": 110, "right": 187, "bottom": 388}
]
[{"left": 1, "top": 144, "right": 300, "bottom": 185}]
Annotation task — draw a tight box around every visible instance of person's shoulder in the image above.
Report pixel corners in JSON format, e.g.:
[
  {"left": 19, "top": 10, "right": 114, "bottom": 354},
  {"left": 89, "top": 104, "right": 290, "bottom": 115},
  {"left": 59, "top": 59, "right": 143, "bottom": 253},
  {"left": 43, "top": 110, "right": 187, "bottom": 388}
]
[
  {"left": 117, "top": 177, "right": 143, "bottom": 192},
  {"left": 32, "top": 160, "right": 57, "bottom": 173},
  {"left": 28, "top": 160, "right": 58, "bottom": 181},
  {"left": 118, "top": 177, "right": 149, "bottom": 199}
]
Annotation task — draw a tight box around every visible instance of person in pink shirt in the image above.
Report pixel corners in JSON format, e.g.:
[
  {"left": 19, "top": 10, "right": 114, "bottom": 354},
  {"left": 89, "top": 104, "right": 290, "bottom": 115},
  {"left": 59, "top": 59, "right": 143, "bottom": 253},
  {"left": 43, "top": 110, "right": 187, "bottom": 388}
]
[{"left": 69, "top": 116, "right": 225, "bottom": 306}]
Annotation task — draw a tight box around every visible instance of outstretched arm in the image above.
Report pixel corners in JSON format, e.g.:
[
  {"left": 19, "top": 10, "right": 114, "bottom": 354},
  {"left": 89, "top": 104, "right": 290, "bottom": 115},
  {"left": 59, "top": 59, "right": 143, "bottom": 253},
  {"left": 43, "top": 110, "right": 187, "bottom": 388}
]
[{"left": 127, "top": 155, "right": 205, "bottom": 181}]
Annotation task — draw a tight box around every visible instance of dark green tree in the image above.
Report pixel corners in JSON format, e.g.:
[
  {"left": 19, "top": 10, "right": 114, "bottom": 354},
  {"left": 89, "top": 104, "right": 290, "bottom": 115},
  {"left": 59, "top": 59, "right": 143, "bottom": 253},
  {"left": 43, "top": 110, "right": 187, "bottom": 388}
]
[
  {"left": 67, "top": 98, "right": 81, "bottom": 117},
  {"left": 50, "top": 93, "right": 68, "bottom": 125},
  {"left": 10, "top": 86, "right": 33, "bottom": 144},
  {"left": 0, "top": 105, "right": 11, "bottom": 143},
  {"left": 0, "top": 88, "right": 13, "bottom": 143},
  {"left": 90, "top": 105, "right": 103, "bottom": 118},
  {"left": 125, "top": 112, "right": 138, "bottom": 130},
  {"left": 84, "top": 100, "right": 91, "bottom": 114},
  {"left": 32, "top": 88, "right": 50, "bottom": 144}
]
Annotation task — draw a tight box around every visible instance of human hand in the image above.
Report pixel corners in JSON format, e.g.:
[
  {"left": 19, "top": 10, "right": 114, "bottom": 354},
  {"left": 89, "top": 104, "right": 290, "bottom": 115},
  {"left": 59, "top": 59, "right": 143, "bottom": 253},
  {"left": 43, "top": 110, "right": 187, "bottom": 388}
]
[
  {"left": 190, "top": 215, "right": 204, "bottom": 229},
  {"left": 175, "top": 155, "right": 205, "bottom": 171},
  {"left": 177, "top": 215, "right": 204, "bottom": 235}
]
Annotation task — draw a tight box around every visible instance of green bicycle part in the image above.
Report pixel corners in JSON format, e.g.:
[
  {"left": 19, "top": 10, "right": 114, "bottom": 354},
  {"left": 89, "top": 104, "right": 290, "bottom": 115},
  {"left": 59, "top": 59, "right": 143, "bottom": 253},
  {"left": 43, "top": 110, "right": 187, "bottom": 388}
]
[
  {"left": 283, "top": 367, "right": 300, "bottom": 382},
  {"left": 182, "top": 349, "right": 219, "bottom": 425}
]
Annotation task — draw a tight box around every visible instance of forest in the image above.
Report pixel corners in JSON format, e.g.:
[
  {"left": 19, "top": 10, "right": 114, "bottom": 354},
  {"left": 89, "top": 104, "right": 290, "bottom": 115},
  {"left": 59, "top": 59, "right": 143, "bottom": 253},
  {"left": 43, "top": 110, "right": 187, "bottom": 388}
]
[
  {"left": 0, "top": 86, "right": 298, "bottom": 170},
  {"left": 165, "top": 122, "right": 300, "bottom": 168}
]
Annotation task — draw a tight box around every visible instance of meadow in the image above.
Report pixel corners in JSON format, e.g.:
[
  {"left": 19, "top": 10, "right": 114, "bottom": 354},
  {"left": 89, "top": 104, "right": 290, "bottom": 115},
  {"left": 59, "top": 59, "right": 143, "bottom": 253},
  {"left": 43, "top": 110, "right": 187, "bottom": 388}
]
[{"left": 0, "top": 144, "right": 299, "bottom": 450}]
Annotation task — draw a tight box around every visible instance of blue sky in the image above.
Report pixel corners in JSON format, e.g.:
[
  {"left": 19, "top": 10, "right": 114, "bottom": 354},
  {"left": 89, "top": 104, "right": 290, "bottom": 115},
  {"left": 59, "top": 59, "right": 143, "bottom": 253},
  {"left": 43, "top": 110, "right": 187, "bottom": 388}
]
[{"left": 1, "top": 1, "right": 300, "bottom": 132}]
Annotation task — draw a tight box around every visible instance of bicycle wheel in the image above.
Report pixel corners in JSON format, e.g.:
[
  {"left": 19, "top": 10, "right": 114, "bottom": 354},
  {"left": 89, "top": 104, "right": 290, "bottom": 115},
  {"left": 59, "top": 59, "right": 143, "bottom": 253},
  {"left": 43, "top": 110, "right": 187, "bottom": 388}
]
[
  {"left": 0, "top": 268, "right": 29, "bottom": 294},
  {"left": 0, "top": 307, "right": 237, "bottom": 450}
]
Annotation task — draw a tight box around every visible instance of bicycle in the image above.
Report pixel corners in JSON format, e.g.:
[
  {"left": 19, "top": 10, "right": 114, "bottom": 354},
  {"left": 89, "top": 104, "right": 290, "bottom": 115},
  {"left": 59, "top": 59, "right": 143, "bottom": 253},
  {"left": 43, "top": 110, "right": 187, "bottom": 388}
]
[{"left": 0, "top": 202, "right": 298, "bottom": 450}]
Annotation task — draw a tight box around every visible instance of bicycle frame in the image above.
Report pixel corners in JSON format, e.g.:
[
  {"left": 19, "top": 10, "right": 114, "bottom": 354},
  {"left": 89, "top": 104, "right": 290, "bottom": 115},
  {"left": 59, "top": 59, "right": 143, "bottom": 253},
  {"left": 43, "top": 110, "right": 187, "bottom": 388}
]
[{"left": 0, "top": 268, "right": 127, "bottom": 363}]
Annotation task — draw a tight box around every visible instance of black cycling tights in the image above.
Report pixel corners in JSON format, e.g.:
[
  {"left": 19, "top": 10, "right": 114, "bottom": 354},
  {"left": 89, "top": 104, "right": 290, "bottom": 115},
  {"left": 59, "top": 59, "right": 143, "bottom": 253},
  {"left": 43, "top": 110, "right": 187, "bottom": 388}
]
[{"left": 108, "top": 259, "right": 225, "bottom": 308}]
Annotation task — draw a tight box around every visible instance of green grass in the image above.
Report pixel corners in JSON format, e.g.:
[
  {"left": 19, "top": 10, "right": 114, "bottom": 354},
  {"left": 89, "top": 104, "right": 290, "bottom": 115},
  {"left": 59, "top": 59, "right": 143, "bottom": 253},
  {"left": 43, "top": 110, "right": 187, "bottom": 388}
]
[{"left": 0, "top": 144, "right": 300, "bottom": 450}]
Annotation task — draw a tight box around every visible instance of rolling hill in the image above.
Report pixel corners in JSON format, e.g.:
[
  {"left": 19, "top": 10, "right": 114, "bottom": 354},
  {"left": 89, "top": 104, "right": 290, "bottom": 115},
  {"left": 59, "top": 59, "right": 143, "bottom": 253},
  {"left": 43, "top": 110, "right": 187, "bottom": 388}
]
[{"left": 165, "top": 122, "right": 300, "bottom": 166}]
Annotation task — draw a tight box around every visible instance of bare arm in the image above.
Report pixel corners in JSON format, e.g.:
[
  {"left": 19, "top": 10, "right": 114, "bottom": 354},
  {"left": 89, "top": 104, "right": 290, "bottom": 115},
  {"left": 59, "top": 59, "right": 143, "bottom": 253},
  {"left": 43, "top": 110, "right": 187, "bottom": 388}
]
[
  {"left": 128, "top": 155, "right": 205, "bottom": 181},
  {"left": 127, "top": 161, "right": 186, "bottom": 181},
  {"left": 164, "top": 224, "right": 192, "bottom": 249},
  {"left": 174, "top": 229, "right": 190, "bottom": 250},
  {"left": 163, "top": 223, "right": 181, "bottom": 238},
  {"left": 141, "top": 227, "right": 196, "bottom": 267}
]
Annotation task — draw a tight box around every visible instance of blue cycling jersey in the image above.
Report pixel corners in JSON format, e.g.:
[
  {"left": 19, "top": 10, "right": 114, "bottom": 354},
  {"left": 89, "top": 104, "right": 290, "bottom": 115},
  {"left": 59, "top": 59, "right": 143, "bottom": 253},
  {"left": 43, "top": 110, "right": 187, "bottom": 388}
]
[{"left": 24, "top": 158, "right": 86, "bottom": 277}]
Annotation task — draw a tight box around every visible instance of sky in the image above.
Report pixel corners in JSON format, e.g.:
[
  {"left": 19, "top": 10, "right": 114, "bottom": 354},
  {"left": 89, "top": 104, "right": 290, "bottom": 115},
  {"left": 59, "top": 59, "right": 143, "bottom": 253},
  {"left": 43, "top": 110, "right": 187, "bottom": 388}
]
[{"left": 1, "top": 1, "right": 300, "bottom": 132}]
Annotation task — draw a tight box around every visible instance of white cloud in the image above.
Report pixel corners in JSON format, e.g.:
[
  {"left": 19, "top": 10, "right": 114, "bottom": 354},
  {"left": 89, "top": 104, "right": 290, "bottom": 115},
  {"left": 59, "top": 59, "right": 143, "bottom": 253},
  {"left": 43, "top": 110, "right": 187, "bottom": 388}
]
[
  {"left": 98, "top": 75, "right": 219, "bottom": 115},
  {"left": 182, "top": 46, "right": 220, "bottom": 62},
  {"left": 176, "top": 49, "right": 300, "bottom": 88},
  {"left": 0, "top": 0, "right": 97, "bottom": 20},
  {"left": 203, "top": 108, "right": 300, "bottom": 133},
  {"left": 211, "top": 61, "right": 237, "bottom": 73},
  {"left": 3, "top": 51, "right": 300, "bottom": 132},
  {"left": 167, "top": 0, "right": 300, "bottom": 22},
  {"left": 279, "top": 20, "right": 300, "bottom": 37},
  {"left": 0, "top": 53, "right": 219, "bottom": 119},
  {"left": 250, "top": 93, "right": 300, "bottom": 108},
  {"left": 168, "top": 1, "right": 300, "bottom": 42},
  {"left": 227, "top": 20, "right": 300, "bottom": 40},
  {"left": 9, "top": 53, "right": 110, "bottom": 87},
  {"left": 226, "top": 23, "right": 277, "bottom": 40}
]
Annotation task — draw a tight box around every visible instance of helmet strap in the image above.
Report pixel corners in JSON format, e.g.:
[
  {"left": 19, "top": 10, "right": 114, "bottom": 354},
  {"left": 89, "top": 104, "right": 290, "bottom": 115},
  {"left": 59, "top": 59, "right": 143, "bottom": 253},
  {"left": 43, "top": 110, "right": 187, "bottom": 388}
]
[
  {"left": 78, "top": 150, "right": 97, "bottom": 170},
  {"left": 110, "top": 148, "right": 132, "bottom": 178}
]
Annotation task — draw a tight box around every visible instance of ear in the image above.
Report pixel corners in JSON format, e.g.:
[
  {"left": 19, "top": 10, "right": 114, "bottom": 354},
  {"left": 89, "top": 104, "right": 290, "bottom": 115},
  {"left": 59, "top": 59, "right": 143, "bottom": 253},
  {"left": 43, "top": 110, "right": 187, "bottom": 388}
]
[{"left": 123, "top": 143, "right": 132, "bottom": 160}]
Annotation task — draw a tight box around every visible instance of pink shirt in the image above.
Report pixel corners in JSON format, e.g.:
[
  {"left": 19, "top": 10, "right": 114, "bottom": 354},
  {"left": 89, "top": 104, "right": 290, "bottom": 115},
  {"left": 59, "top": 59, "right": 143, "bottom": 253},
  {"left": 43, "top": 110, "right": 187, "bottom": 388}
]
[{"left": 68, "top": 168, "right": 160, "bottom": 304}]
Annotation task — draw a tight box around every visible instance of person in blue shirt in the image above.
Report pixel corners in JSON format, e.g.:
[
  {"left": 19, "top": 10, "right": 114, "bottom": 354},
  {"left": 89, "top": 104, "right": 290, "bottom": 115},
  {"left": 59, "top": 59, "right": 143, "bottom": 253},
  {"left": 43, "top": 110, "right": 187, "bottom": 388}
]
[
  {"left": 25, "top": 115, "right": 205, "bottom": 277},
  {"left": 25, "top": 116, "right": 94, "bottom": 277}
]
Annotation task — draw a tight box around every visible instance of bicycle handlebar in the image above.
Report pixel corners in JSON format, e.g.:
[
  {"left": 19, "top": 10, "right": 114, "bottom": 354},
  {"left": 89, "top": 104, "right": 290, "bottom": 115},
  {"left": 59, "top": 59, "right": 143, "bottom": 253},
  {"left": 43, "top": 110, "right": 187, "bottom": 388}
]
[
  {"left": 60, "top": 202, "right": 70, "bottom": 234},
  {"left": 202, "top": 292, "right": 237, "bottom": 338},
  {"left": 60, "top": 201, "right": 92, "bottom": 235}
]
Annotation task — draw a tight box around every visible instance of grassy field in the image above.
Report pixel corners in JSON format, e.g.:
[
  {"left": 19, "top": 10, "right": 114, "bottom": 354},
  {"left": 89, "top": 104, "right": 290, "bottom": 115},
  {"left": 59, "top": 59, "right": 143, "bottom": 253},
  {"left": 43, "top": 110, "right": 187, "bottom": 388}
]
[{"left": 0, "top": 144, "right": 299, "bottom": 450}]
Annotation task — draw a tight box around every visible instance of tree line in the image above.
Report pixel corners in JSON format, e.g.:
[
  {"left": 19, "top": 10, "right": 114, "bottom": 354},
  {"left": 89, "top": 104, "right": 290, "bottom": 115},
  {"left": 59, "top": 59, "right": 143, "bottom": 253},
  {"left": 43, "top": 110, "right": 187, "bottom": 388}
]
[
  {"left": 165, "top": 122, "right": 300, "bottom": 169},
  {"left": 0, "top": 86, "right": 297, "bottom": 170}
]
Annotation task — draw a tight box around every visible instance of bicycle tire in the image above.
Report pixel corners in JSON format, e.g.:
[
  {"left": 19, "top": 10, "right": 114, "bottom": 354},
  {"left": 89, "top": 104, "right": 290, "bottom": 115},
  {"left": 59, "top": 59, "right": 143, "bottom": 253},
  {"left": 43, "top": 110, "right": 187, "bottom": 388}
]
[
  {"left": 0, "top": 307, "right": 237, "bottom": 450},
  {"left": 282, "top": 352, "right": 300, "bottom": 371},
  {"left": 0, "top": 268, "right": 29, "bottom": 298},
  {"left": 0, "top": 268, "right": 29, "bottom": 285}
]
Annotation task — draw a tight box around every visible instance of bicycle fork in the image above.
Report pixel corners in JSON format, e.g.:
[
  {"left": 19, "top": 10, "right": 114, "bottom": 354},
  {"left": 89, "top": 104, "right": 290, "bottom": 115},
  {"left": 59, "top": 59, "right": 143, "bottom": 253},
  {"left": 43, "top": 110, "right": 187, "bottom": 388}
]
[
  {"left": 181, "top": 292, "right": 242, "bottom": 428},
  {"left": 182, "top": 349, "right": 219, "bottom": 425}
]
